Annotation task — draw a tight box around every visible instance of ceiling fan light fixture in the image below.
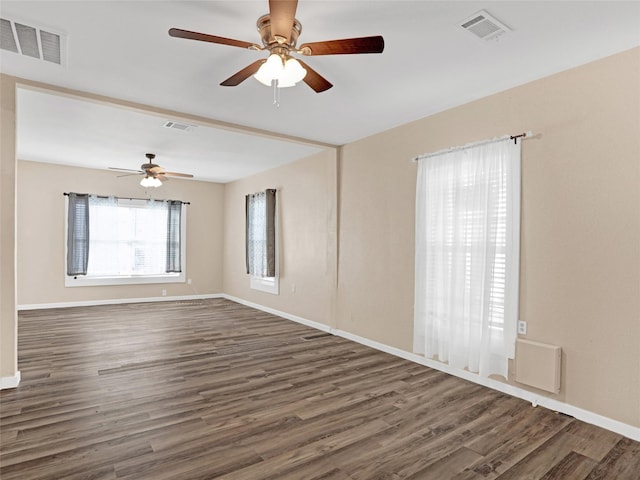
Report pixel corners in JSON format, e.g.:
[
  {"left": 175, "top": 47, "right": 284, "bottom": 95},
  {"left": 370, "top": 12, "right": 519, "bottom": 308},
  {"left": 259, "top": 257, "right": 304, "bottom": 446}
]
[
  {"left": 254, "top": 53, "right": 306, "bottom": 87},
  {"left": 140, "top": 175, "right": 162, "bottom": 188},
  {"left": 254, "top": 53, "right": 283, "bottom": 86},
  {"left": 284, "top": 57, "right": 306, "bottom": 84}
]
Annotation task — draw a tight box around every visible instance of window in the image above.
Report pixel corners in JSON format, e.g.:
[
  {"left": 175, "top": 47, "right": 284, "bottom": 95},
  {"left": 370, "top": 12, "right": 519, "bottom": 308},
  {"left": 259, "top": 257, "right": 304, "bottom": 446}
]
[
  {"left": 413, "top": 137, "right": 521, "bottom": 379},
  {"left": 66, "top": 194, "right": 186, "bottom": 286},
  {"left": 246, "top": 189, "right": 278, "bottom": 294}
]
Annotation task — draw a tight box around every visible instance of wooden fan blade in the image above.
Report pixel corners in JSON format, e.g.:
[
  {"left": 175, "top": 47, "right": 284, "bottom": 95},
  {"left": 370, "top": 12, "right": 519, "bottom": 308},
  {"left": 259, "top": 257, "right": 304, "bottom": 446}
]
[
  {"left": 269, "top": 0, "right": 298, "bottom": 44},
  {"left": 109, "top": 167, "right": 143, "bottom": 173},
  {"left": 169, "top": 28, "right": 259, "bottom": 50},
  {"left": 163, "top": 172, "right": 194, "bottom": 178},
  {"left": 221, "top": 59, "right": 265, "bottom": 86},
  {"left": 297, "top": 59, "right": 333, "bottom": 93},
  {"left": 298, "top": 36, "right": 384, "bottom": 56}
]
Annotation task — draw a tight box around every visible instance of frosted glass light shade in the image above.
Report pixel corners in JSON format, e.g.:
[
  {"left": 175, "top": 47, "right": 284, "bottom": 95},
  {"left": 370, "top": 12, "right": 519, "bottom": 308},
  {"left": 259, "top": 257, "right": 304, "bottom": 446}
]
[
  {"left": 284, "top": 58, "right": 306, "bottom": 84},
  {"left": 254, "top": 54, "right": 307, "bottom": 88},
  {"left": 140, "top": 175, "right": 161, "bottom": 188},
  {"left": 255, "top": 54, "right": 284, "bottom": 86}
]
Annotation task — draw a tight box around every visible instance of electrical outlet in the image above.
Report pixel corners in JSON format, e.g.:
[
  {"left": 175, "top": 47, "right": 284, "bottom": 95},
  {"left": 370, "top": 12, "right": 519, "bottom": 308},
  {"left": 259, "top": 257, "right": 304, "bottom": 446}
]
[
  {"left": 187, "top": 278, "right": 192, "bottom": 285},
  {"left": 291, "top": 283, "right": 296, "bottom": 293},
  {"left": 162, "top": 289, "right": 167, "bottom": 297},
  {"left": 517, "top": 320, "right": 527, "bottom": 335}
]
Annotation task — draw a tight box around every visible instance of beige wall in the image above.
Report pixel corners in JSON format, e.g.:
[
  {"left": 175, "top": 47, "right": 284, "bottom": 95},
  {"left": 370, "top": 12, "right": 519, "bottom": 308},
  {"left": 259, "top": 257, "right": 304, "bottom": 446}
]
[
  {"left": 4, "top": 47, "right": 639, "bottom": 429},
  {"left": 17, "top": 160, "right": 224, "bottom": 305},
  {"left": 0, "top": 75, "right": 17, "bottom": 379},
  {"left": 220, "top": 48, "right": 639, "bottom": 428},
  {"left": 336, "top": 47, "right": 640, "bottom": 427},
  {"left": 223, "top": 149, "right": 337, "bottom": 327}
]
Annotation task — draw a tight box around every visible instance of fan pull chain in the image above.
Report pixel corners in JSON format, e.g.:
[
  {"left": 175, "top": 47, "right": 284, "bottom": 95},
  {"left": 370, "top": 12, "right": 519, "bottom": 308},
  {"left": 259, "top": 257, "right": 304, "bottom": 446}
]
[{"left": 272, "top": 79, "right": 281, "bottom": 108}]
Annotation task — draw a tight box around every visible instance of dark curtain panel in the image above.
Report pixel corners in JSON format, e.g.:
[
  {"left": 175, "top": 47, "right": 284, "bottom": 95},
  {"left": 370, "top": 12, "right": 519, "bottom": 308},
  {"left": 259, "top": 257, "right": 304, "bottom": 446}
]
[
  {"left": 245, "top": 194, "right": 251, "bottom": 274},
  {"left": 166, "top": 201, "right": 182, "bottom": 273},
  {"left": 66, "top": 193, "right": 90, "bottom": 275},
  {"left": 264, "top": 189, "right": 276, "bottom": 277}
]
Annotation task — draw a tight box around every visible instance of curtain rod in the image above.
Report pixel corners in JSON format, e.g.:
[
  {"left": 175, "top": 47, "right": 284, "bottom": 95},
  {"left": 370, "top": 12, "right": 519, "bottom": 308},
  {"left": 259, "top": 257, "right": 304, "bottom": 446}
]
[
  {"left": 412, "top": 131, "right": 534, "bottom": 162},
  {"left": 509, "top": 132, "right": 531, "bottom": 144},
  {"left": 63, "top": 193, "right": 190, "bottom": 205}
]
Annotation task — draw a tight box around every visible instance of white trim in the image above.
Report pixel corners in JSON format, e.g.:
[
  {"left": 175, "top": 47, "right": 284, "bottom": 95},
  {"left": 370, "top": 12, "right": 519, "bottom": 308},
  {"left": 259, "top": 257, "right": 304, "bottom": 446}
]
[
  {"left": 65, "top": 273, "right": 185, "bottom": 287},
  {"left": 12, "top": 293, "right": 639, "bottom": 442},
  {"left": 17, "top": 294, "right": 223, "bottom": 311},
  {"left": 221, "top": 295, "right": 640, "bottom": 442},
  {"left": 331, "top": 329, "right": 640, "bottom": 442},
  {"left": 223, "top": 294, "right": 331, "bottom": 333},
  {"left": 250, "top": 275, "right": 279, "bottom": 295},
  {"left": 0, "top": 371, "right": 21, "bottom": 390}
]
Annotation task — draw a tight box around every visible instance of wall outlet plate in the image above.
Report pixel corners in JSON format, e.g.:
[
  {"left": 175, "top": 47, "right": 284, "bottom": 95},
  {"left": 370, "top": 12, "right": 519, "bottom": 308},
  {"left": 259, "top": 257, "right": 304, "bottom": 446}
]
[{"left": 518, "top": 320, "right": 527, "bottom": 335}]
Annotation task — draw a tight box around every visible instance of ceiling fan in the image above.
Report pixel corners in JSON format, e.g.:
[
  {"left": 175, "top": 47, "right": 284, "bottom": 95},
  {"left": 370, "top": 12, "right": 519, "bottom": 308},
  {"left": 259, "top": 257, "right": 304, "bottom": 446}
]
[
  {"left": 110, "top": 153, "right": 194, "bottom": 188},
  {"left": 168, "top": 0, "right": 384, "bottom": 92}
]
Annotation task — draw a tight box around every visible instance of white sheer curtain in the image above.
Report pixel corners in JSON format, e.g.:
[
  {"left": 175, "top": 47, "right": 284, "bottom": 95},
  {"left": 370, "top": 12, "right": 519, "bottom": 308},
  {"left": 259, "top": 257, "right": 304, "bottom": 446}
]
[
  {"left": 414, "top": 137, "right": 521, "bottom": 379},
  {"left": 87, "top": 197, "right": 168, "bottom": 276}
]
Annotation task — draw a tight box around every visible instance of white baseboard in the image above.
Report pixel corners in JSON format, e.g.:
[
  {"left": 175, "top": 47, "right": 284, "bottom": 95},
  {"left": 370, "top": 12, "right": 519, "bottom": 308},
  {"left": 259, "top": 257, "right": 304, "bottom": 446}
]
[
  {"left": 332, "top": 328, "right": 640, "bottom": 442},
  {"left": 223, "top": 295, "right": 640, "bottom": 442},
  {"left": 223, "top": 294, "right": 332, "bottom": 334},
  {"left": 12, "top": 293, "right": 640, "bottom": 441},
  {"left": 17, "top": 294, "right": 223, "bottom": 311},
  {"left": 0, "top": 371, "right": 21, "bottom": 390}
]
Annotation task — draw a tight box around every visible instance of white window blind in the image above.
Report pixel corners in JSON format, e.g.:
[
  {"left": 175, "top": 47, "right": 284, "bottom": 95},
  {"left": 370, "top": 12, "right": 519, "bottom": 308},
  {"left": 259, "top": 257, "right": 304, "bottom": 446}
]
[{"left": 87, "top": 197, "right": 169, "bottom": 276}]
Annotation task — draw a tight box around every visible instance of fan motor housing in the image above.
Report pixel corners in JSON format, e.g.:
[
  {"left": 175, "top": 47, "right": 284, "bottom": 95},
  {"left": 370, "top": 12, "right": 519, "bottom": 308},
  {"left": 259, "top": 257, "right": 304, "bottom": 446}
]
[{"left": 256, "top": 14, "right": 301, "bottom": 48}]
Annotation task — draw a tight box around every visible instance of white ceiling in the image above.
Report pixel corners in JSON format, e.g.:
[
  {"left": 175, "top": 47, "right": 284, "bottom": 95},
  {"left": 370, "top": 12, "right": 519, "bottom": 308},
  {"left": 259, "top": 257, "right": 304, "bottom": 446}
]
[
  {"left": 2, "top": 1, "right": 639, "bottom": 183},
  {"left": 15, "top": 88, "right": 326, "bottom": 183}
]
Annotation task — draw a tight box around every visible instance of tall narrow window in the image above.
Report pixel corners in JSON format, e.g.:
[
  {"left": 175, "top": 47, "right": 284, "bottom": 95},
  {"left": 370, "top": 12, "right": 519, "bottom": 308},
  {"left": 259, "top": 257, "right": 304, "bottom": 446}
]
[
  {"left": 246, "top": 189, "right": 278, "bottom": 293},
  {"left": 414, "top": 137, "right": 521, "bottom": 379}
]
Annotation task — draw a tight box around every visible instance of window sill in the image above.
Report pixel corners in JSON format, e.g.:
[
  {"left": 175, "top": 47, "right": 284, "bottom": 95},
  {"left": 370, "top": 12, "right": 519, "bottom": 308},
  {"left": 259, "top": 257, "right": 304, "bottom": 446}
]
[
  {"left": 250, "top": 276, "right": 279, "bottom": 295},
  {"left": 65, "top": 272, "right": 184, "bottom": 287}
]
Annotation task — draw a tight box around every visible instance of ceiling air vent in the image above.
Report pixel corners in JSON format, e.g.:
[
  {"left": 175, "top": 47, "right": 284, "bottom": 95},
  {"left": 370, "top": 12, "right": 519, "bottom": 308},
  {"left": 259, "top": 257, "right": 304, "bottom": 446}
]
[
  {"left": 460, "top": 10, "right": 510, "bottom": 42},
  {"left": 163, "top": 121, "right": 196, "bottom": 132},
  {"left": 0, "top": 17, "right": 65, "bottom": 64}
]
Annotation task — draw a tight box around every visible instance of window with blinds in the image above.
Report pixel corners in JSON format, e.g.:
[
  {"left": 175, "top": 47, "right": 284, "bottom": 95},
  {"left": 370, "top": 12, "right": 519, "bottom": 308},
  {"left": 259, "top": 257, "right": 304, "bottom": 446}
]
[
  {"left": 245, "top": 189, "right": 278, "bottom": 294},
  {"left": 65, "top": 195, "right": 186, "bottom": 287},
  {"left": 428, "top": 167, "right": 508, "bottom": 331},
  {"left": 414, "top": 137, "right": 520, "bottom": 379}
]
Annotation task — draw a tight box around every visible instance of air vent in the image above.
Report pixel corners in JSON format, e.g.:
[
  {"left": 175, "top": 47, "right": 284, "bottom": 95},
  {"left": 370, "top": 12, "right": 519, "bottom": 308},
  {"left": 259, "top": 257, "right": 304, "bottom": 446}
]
[
  {"left": 0, "top": 17, "right": 65, "bottom": 65},
  {"left": 163, "top": 121, "right": 196, "bottom": 131},
  {"left": 460, "top": 10, "right": 510, "bottom": 42}
]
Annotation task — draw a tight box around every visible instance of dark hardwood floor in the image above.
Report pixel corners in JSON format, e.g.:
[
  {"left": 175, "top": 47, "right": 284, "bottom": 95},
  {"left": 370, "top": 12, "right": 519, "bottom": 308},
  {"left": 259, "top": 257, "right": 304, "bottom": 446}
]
[{"left": 1, "top": 299, "right": 638, "bottom": 479}]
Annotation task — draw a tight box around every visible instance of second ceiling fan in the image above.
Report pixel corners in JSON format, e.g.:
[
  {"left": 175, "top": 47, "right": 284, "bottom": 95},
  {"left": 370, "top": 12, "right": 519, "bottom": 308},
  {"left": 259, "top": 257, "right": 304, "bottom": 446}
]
[{"left": 169, "top": 0, "right": 384, "bottom": 93}]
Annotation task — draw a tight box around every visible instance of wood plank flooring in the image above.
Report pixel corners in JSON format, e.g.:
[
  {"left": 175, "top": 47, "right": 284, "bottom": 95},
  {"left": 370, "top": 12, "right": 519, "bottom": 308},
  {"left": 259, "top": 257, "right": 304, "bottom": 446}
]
[{"left": 1, "top": 299, "right": 638, "bottom": 479}]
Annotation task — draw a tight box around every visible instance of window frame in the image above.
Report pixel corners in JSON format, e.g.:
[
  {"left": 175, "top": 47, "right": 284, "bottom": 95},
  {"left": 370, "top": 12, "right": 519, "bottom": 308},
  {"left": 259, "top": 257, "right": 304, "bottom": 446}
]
[
  {"left": 64, "top": 197, "right": 186, "bottom": 287},
  {"left": 246, "top": 189, "right": 279, "bottom": 295},
  {"left": 250, "top": 274, "right": 279, "bottom": 295}
]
